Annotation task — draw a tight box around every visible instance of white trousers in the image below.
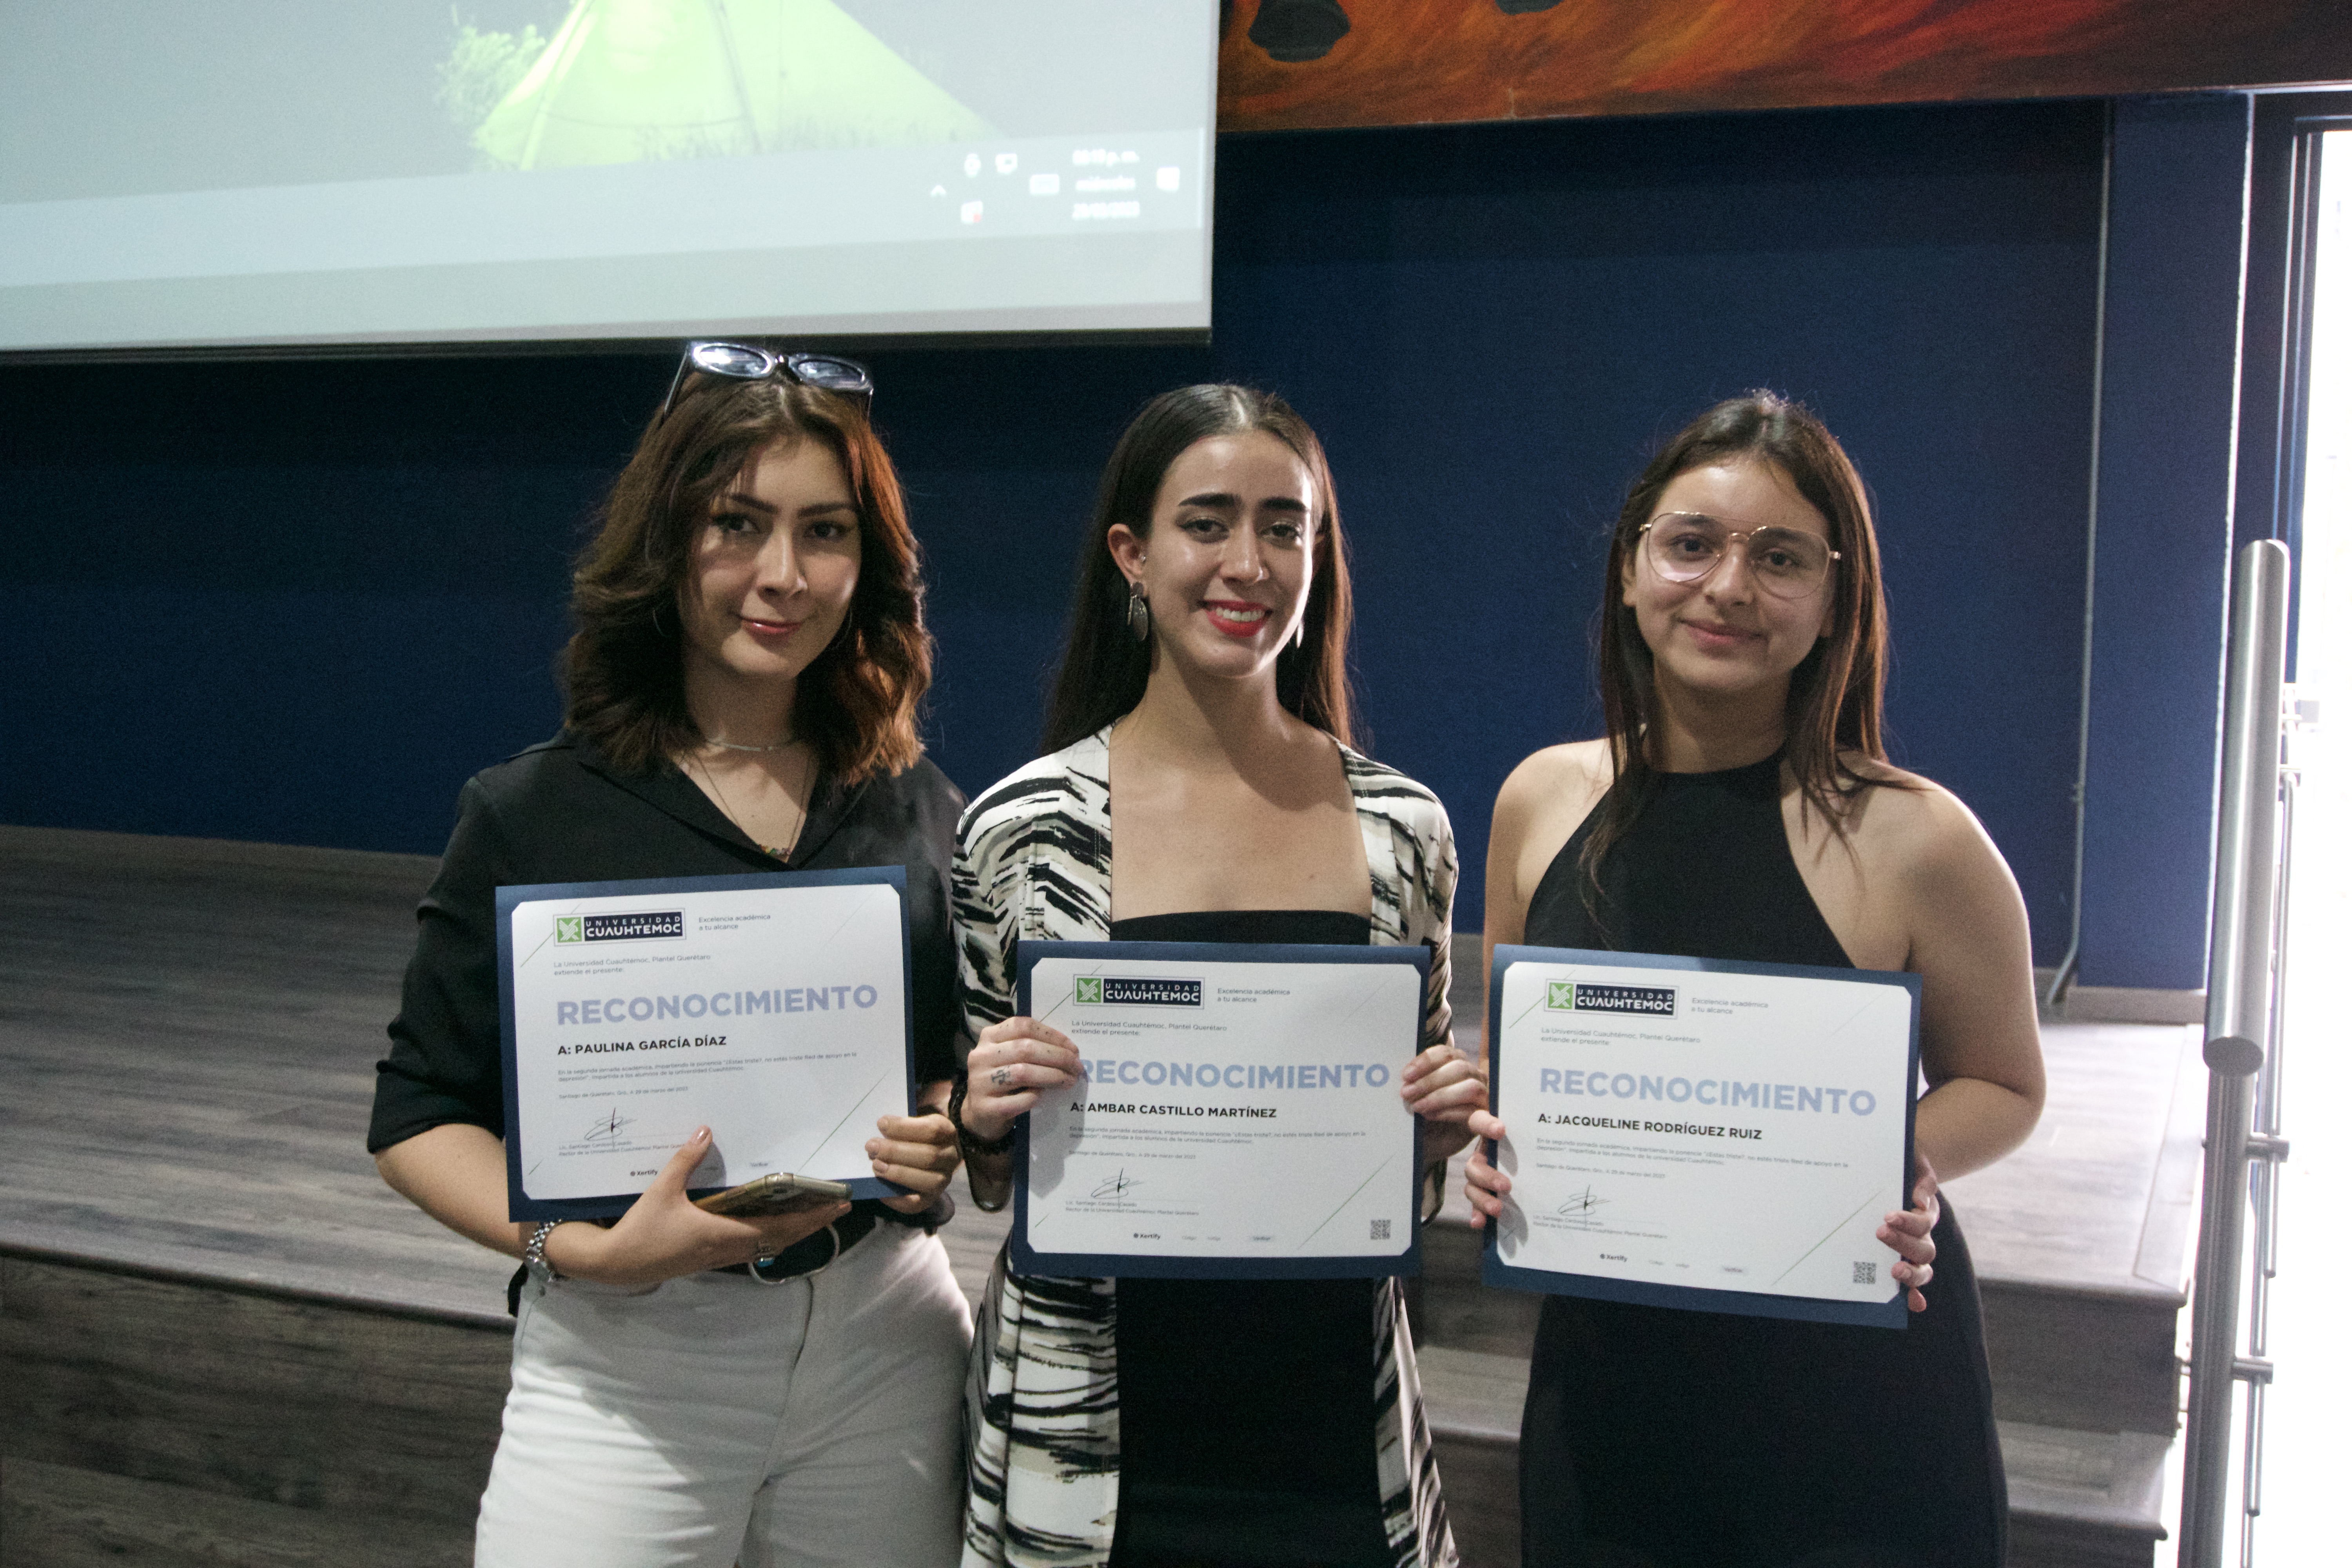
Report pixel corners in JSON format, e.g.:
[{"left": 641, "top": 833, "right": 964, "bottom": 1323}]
[{"left": 475, "top": 1223, "right": 973, "bottom": 1568}]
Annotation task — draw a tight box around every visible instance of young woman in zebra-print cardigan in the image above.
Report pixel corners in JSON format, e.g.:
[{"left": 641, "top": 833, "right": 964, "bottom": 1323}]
[{"left": 947, "top": 386, "right": 1484, "bottom": 1568}]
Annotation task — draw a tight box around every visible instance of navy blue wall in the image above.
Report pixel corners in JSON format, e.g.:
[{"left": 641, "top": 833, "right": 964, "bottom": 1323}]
[
  {"left": 0, "top": 100, "right": 2107, "bottom": 959},
  {"left": 2077, "top": 95, "right": 2254, "bottom": 990}
]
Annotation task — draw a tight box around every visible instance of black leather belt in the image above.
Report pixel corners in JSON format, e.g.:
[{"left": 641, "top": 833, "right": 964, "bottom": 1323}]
[{"left": 716, "top": 1207, "right": 880, "bottom": 1282}]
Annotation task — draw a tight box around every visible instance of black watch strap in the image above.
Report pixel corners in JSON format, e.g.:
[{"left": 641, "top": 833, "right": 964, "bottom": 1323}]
[{"left": 949, "top": 1073, "right": 1018, "bottom": 1157}]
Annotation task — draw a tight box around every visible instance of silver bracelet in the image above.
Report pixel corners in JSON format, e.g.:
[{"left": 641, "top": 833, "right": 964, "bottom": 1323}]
[{"left": 524, "top": 1219, "right": 563, "bottom": 1279}]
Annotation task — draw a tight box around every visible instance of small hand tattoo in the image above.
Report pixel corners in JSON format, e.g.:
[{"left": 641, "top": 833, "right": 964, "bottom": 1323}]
[{"left": 991, "top": 1067, "right": 1012, "bottom": 1087}]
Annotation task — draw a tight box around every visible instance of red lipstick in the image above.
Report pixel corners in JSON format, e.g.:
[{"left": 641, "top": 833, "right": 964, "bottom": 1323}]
[{"left": 1202, "top": 599, "right": 1274, "bottom": 639}]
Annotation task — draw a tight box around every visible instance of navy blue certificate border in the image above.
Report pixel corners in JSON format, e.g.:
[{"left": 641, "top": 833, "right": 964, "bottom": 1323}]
[
  {"left": 1480, "top": 944, "right": 1921, "bottom": 1330},
  {"left": 1011, "top": 939, "right": 1427, "bottom": 1280},
  {"left": 496, "top": 865, "right": 912, "bottom": 1221}
]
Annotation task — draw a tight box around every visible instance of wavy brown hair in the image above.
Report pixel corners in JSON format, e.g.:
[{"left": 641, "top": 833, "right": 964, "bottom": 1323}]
[
  {"left": 1041, "top": 384, "right": 1357, "bottom": 752},
  {"left": 565, "top": 371, "right": 931, "bottom": 782},
  {"left": 1581, "top": 392, "right": 1898, "bottom": 919}
]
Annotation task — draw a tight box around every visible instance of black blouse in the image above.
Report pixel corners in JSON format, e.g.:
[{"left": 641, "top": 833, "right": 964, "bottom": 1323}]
[{"left": 367, "top": 732, "right": 965, "bottom": 1153}]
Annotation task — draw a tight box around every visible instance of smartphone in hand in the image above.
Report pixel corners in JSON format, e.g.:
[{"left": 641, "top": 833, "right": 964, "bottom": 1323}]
[{"left": 693, "top": 1172, "right": 853, "bottom": 1217}]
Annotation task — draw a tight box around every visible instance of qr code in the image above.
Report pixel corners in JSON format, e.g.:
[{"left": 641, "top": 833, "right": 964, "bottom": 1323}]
[
  {"left": 1853, "top": 1261, "right": 1877, "bottom": 1285},
  {"left": 1370, "top": 1219, "right": 1392, "bottom": 1241}
]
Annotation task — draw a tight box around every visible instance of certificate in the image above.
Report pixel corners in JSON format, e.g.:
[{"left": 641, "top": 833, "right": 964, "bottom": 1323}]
[
  {"left": 1012, "top": 940, "right": 1428, "bottom": 1279},
  {"left": 496, "top": 867, "right": 913, "bottom": 1221},
  {"left": 1482, "top": 945, "right": 1919, "bottom": 1328}
]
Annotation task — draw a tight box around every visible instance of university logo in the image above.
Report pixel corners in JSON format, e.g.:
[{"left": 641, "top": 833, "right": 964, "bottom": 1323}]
[
  {"left": 1553, "top": 981, "right": 1677, "bottom": 1017},
  {"left": 558, "top": 911, "right": 685, "bottom": 944},
  {"left": 1080, "top": 976, "right": 1203, "bottom": 1007}
]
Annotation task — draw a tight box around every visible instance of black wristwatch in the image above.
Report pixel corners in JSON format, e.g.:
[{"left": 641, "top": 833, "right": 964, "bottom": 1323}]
[{"left": 948, "top": 1072, "right": 1018, "bottom": 1158}]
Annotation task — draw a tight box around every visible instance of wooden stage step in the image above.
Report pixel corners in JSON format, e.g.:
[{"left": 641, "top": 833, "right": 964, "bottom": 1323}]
[{"left": 0, "top": 829, "right": 2199, "bottom": 1566}]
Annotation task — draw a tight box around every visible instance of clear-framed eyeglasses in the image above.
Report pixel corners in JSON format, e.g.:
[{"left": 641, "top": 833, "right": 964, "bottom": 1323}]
[
  {"left": 1636, "top": 512, "right": 1840, "bottom": 599},
  {"left": 658, "top": 341, "right": 875, "bottom": 420}
]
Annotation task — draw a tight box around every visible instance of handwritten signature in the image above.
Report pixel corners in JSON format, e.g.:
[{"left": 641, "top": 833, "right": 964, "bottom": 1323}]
[
  {"left": 1556, "top": 1186, "right": 1610, "bottom": 1228},
  {"left": 581, "top": 1109, "right": 634, "bottom": 1143},
  {"left": 1090, "top": 1169, "right": 1141, "bottom": 1201}
]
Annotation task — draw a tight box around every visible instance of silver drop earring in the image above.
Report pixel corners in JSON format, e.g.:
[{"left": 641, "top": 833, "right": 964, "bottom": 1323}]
[{"left": 1124, "top": 557, "right": 1151, "bottom": 644}]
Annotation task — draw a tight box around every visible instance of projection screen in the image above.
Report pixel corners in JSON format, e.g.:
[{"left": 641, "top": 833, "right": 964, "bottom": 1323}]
[{"left": 0, "top": 1, "right": 1218, "bottom": 352}]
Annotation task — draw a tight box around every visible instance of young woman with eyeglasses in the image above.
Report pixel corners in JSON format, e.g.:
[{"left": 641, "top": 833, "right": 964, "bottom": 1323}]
[
  {"left": 1465, "top": 393, "right": 2044, "bottom": 1568},
  {"left": 947, "top": 385, "right": 1483, "bottom": 1567},
  {"left": 368, "top": 345, "right": 973, "bottom": 1567}
]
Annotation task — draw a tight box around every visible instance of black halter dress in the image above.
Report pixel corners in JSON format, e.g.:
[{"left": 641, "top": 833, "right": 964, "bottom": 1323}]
[
  {"left": 1105, "top": 908, "right": 1394, "bottom": 1568},
  {"left": 1516, "top": 755, "right": 2005, "bottom": 1568}
]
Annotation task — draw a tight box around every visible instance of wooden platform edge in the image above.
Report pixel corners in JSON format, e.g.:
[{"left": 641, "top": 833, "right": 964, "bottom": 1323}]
[
  {"left": 0, "top": 1227, "right": 512, "bottom": 1333},
  {"left": 0, "top": 822, "right": 440, "bottom": 879},
  {"left": 2133, "top": 1024, "right": 2210, "bottom": 1293},
  {"left": 2, "top": 1256, "right": 508, "bottom": 1565}
]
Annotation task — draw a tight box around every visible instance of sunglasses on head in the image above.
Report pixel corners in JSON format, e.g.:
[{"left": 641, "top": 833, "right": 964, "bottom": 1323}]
[{"left": 658, "top": 341, "right": 875, "bottom": 420}]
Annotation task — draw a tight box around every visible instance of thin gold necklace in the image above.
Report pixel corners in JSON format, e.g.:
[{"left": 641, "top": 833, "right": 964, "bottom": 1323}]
[
  {"left": 691, "top": 745, "right": 809, "bottom": 861},
  {"left": 700, "top": 731, "right": 796, "bottom": 753}
]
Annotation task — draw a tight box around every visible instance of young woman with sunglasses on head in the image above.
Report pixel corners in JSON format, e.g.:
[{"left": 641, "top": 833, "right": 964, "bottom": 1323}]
[
  {"left": 1466, "top": 394, "right": 2044, "bottom": 1568},
  {"left": 368, "top": 345, "right": 973, "bottom": 1568},
  {"left": 948, "top": 385, "right": 1483, "bottom": 1568}
]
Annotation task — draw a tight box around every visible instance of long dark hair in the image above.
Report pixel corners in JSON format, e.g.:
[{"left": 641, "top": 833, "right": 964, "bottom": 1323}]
[
  {"left": 1040, "top": 385, "right": 1357, "bottom": 751},
  {"left": 565, "top": 373, "right": 931, "bottom": 783},
  {"left": 1581, "top": 392, "right": 1896, "bottom": 906}
]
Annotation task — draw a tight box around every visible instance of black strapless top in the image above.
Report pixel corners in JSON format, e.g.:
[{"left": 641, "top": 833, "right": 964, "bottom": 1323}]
[{"left": 1105, "top": 908, "right": 1392, "bottom": 1568}]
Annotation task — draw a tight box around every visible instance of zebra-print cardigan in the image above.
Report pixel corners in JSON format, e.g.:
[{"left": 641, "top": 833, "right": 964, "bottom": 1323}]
[{"left": 953, "top": 725, "right": 1462, "bottom": 1568}]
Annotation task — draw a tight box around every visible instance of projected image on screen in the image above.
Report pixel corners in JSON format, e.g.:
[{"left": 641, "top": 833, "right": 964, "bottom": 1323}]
[
  {"left": 459, "top": 1, "right": 992, "bottom": 171},
  {"left": 0, "top": 0, "right": 1216, "bottom": 351}
]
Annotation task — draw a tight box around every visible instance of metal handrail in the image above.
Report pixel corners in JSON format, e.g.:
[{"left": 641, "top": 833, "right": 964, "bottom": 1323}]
[
  {"left": 2238, "top": 745, "right": 2296, "bottom": 1566},
  {"left": 2180, "top": 539, "right": 2294, "bottom": 1567}
]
